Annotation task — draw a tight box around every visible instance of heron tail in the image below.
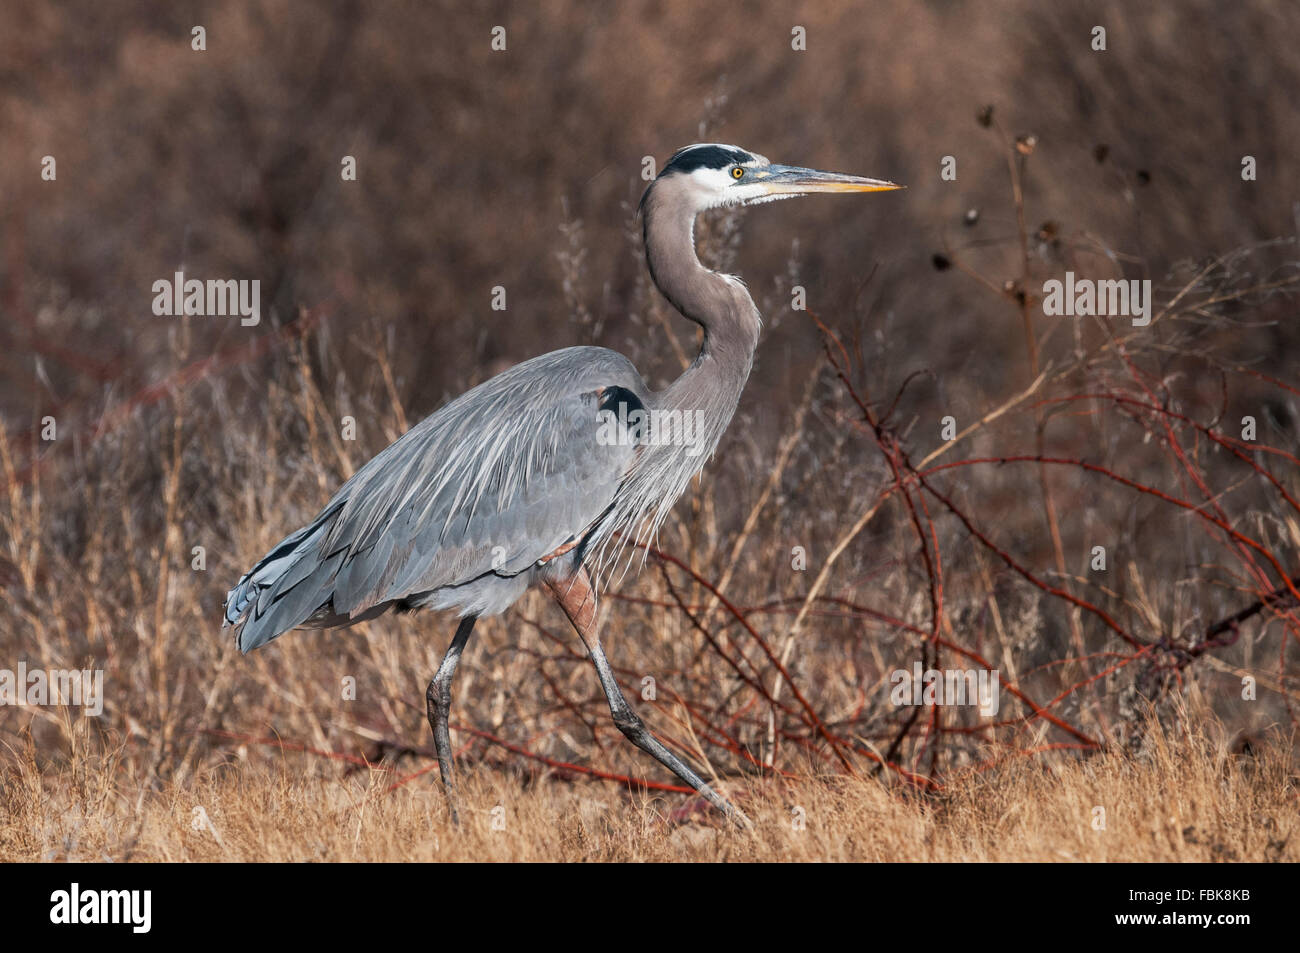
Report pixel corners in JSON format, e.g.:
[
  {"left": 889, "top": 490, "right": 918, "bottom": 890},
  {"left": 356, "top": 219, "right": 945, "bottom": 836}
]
[{"left": 223, "top": 503, "right": 345, "bottom": 653}]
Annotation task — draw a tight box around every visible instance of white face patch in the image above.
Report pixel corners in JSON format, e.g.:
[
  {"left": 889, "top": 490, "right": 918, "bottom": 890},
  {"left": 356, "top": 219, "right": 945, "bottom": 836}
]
[{"left": 673, "top": 147, "right": 781, "bottom": 209}]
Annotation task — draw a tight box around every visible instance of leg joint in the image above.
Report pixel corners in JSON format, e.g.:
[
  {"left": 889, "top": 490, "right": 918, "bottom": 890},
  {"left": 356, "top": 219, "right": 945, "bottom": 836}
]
[{"left": 612, "top": 706, "right": 645, "bottom": 740}]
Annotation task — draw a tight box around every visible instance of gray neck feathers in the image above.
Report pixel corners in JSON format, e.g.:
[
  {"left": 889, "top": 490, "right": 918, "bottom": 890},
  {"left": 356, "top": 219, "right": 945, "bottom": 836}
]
[
  {"left": 587, "top": 178, "right": 762, "bottom": 578},
  {"left": 641, "top": 181, "right": 762, "bottom": 447}
]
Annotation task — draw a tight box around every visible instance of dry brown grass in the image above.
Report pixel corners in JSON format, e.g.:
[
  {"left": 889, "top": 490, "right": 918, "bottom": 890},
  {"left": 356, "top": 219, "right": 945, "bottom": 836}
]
[
  {"left": 3, "top": 176, "right": 1296, "bottom": 862},
  {"left": 3, "top": 705, "right": 1292, "bottom": 862}
]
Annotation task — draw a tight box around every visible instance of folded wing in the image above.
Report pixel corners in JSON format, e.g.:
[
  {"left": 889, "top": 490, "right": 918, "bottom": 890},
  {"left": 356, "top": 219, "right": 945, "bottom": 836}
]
[{"left": 224, "top": 346, "right": 645, "bottom": 651}]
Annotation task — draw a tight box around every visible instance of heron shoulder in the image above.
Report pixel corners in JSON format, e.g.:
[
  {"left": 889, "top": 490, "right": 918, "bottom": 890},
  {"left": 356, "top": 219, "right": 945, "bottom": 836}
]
[{"left": 489, "top": 346, "right": 647, "bottom": 400}]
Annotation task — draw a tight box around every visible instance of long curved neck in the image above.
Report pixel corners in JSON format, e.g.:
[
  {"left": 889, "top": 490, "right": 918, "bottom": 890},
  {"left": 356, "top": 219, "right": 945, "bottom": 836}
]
[
  {"left": 583, "top": 185, "right": 764, "bottom": 574},
  {"left": 641, "top": 185, "right": 762, "bottom": 437}
]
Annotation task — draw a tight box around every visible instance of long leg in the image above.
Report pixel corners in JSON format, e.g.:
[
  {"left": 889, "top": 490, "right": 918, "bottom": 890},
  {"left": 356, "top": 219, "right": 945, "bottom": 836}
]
[
  {"left": 426, "top": 614, "right": 477, "bottom": 825},
  {"left": 546, "top": 570, "right": 752, "bottom": 828}
]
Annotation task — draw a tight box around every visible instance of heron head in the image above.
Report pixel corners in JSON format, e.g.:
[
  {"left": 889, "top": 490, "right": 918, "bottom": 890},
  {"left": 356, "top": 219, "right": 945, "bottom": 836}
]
[{"left": 649, "top": 143, "right": 903, "bottom": 212}]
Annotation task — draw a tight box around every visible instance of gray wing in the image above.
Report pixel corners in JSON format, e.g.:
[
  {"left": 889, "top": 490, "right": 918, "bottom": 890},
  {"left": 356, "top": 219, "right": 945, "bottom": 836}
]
[{"left": 224, "top": 346, "right": 646, "bottom": 651}]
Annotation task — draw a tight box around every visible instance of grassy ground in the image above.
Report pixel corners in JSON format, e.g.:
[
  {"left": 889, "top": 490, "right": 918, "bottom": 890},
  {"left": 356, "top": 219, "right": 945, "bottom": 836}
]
[{"left": 3, "top": 709, "right": 1293, "bottom": 862}]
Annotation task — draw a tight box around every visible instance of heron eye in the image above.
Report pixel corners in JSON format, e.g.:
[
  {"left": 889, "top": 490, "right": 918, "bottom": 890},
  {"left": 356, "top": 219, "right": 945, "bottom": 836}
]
[{"left": 731, "top": 166, "right": 744, "bottom": 179}]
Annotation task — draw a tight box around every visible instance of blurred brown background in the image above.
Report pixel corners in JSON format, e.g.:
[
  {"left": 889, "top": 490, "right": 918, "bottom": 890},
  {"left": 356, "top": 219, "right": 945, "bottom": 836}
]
[{"left": 3, "top": 0, "right": 1296, "bottom": 424}]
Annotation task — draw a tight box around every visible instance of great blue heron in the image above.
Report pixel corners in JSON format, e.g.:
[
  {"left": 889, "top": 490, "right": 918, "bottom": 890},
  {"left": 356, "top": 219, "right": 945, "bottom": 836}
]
[{"left": 224, "top": 143, "right": 900, "bottom": 826}]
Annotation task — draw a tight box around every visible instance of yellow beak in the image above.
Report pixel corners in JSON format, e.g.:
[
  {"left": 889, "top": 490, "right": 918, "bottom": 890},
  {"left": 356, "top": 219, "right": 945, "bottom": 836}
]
[{"left": 755, "top": 164, "right": 904, "bottom": 196}]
